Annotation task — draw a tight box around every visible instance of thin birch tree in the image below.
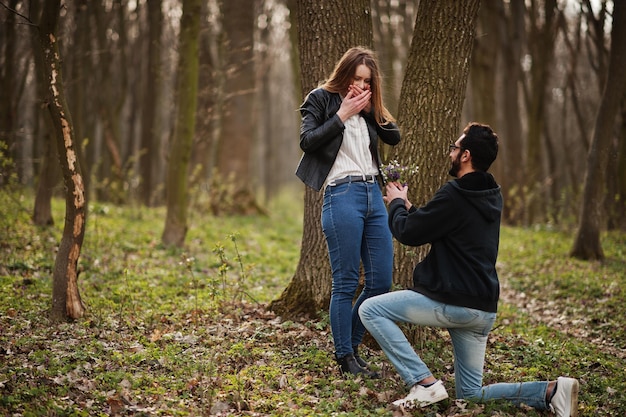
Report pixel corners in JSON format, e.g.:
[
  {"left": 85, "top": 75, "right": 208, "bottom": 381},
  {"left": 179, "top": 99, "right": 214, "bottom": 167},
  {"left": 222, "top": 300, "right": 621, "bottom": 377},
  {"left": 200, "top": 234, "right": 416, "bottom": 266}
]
[{"left": 33, "top": 0, "right": 87, "bottom": 321}]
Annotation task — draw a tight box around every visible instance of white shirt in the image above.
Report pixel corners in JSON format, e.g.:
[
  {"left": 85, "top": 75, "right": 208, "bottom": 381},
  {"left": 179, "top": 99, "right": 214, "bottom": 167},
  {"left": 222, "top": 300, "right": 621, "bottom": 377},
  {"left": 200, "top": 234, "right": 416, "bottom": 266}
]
[{"left": 324, "top": 115, "right": 378, "bottom": 190}]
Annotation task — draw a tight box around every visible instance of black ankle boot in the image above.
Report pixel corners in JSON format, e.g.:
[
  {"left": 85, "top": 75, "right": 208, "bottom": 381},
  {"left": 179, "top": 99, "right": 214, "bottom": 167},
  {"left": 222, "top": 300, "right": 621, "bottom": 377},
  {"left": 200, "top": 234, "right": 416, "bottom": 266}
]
[
  {"left": 335, "top": 353, "right": 379, "bottom": 378},
  {"left": 352, "top": 345, "right": 369, "bottom": 369}
]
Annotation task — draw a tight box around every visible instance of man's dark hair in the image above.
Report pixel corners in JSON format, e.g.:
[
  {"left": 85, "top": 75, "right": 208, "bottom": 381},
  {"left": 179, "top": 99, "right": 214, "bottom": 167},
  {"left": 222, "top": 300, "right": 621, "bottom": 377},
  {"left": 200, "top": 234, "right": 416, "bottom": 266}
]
[{"left": 460, "top": 122, "right": 499, "bottom": 172}]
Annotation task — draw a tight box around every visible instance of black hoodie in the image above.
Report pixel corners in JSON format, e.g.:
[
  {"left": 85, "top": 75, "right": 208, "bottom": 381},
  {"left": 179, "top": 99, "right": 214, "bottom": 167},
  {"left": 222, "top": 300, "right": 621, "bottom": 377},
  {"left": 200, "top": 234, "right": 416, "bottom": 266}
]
[{"left": 388, "top": 171, "right": 503, "bottom": 312}]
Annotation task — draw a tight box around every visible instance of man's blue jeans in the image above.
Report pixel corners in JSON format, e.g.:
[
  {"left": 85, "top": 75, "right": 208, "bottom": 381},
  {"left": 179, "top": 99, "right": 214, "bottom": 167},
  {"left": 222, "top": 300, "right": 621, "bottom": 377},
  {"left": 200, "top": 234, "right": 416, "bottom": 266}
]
[
  {"left": 359, "top": 290, "right": 550, "bottom": 410},
  {"left": 322, "top": 181, "right": 393, "bottom": 358}
]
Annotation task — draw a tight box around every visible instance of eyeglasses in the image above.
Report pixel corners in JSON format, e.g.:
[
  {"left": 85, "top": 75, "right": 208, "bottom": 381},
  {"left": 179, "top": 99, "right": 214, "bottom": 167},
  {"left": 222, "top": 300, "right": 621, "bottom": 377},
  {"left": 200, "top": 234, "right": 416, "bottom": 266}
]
[{"left": 449, "top": 143, "right": 461, "bottom": 152}]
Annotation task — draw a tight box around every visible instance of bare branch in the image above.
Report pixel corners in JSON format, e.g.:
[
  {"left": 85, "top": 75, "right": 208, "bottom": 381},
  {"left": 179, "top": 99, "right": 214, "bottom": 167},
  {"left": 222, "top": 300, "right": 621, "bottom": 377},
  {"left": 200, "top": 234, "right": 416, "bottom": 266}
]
[{"left": 0, "top": 1, "right": 34, "bottom": 25}]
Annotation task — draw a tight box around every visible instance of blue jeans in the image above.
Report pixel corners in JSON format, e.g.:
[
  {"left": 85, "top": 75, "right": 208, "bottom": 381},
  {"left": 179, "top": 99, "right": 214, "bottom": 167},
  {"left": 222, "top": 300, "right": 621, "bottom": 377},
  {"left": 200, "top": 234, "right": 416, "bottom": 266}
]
[
  {"left": 322, "top": 181, "right": 393, "bottom": 358},
  {"left": 359, "top": 290, "right": 550, "bottom": 410}
]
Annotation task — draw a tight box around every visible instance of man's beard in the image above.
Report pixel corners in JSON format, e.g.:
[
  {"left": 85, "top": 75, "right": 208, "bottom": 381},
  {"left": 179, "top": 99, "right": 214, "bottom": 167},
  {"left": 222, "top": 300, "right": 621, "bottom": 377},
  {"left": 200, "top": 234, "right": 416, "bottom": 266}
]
[{"left": 448, "top": 154, "right": 461, "bottom": 177}]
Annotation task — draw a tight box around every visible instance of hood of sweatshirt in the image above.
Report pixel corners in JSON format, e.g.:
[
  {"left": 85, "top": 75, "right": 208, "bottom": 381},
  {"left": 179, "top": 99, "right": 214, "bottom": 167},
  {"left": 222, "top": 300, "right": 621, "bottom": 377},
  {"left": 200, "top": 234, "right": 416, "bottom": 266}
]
[{"left": 449, "top": 171, "right": 502, "bottom": 223}]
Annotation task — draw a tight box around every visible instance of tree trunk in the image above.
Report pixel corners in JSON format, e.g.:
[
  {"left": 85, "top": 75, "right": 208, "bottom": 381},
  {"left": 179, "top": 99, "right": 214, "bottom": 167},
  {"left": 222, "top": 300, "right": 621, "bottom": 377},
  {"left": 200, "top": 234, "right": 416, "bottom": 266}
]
[
  {"left": 192, "top": 0, "right": 220, "bottom": 183},
  {"left": 468, "top": 0, "right": 498, "bottom": 127},
  {"left": 0, "top": 0, "right": 18, "bottom": 186},
  {"left": 390, "top": 0, "right": 480, "bottom": 287},
  {"left": 269, "top": 0, "right": 373, "bottom": 318},
  {"left": 35, "top": 0, "right": 87, "bottom": 321},
  {"left": 161, "top": 0, "right": 201, "bottom": 247},
  {"left": 523, "top": 0, "right": 558, "bottom": 224},
  {"left": 467, "top": 0, "right": 499, "bottom": 204},
  {"left": 214, "top": 0, "right": 260, "bottom": 214},
  {"left": 497, "top": 0, "right": 525, "bottom": 224},
  {"left": 571, "top": 1, "right": 626, "bottom": 260},
  {"left": 614, "top": 96, "right": 626, "bottom": 230},
  {"left": 91, "top": 0, "right": 127, "bottom": 203},
  {"left": 32, "top": 133, "right": 59, "bottom": 226},
  {"left": 31, "top": 0, "right": 61, "bottom": 226},
  {"left": 139, "top": 0, "right": 163, "bottom": 206}
]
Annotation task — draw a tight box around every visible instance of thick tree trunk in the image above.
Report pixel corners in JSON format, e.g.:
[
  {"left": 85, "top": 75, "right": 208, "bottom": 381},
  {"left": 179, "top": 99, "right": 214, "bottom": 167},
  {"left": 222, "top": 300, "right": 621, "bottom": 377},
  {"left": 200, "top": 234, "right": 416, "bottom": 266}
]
[
  {"left": 35, "top": 0, "right": 87, "bottom": 321},
  {"left": 392, "top": 0, "right": 480, "bottom": 287},
  {"left": 270, "top": 0, "right": 373, "bottom": 318},
  {"left": 571, "top": 1, "right": 626, "bottom": 260},
  {"left": 162, "top": 0, "right": 201, "bottom": 247}
]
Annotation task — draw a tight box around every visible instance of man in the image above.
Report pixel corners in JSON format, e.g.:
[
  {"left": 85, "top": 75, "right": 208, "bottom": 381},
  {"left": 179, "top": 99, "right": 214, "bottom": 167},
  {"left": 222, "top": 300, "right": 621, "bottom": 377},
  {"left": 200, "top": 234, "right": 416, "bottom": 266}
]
[{"left": 359, "top": 123, "right": 579, "bottom": 416}]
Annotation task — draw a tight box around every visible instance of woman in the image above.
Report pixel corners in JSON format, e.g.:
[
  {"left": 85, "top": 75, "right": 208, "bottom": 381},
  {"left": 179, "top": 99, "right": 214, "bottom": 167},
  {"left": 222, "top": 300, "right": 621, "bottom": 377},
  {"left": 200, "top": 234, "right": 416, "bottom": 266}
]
[{"left": 296, "top": 46, "right": 401, "bottom": 377}]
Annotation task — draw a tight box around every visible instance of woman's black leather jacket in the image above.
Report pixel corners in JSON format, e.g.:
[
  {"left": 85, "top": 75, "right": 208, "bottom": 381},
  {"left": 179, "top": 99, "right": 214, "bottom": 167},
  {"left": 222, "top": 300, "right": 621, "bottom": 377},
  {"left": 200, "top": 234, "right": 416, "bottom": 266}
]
[{"left": 295, "top": 87, "right": 401, "bottom": 191}]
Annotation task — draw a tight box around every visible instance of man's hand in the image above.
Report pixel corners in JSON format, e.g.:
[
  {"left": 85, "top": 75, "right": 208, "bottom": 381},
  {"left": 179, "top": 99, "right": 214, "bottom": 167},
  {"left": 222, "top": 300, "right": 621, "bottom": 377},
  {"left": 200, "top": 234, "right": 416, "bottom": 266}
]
[{"left": 384, "top": 182, "right": 412, "bottom": 210}]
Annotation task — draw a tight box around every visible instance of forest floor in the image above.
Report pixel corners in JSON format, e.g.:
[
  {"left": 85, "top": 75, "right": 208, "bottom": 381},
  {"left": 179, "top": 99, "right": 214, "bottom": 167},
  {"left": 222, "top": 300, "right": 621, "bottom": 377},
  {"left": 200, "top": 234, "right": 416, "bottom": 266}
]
[{"left": 1, "top": 190, "right": 625, "bottom": 416}]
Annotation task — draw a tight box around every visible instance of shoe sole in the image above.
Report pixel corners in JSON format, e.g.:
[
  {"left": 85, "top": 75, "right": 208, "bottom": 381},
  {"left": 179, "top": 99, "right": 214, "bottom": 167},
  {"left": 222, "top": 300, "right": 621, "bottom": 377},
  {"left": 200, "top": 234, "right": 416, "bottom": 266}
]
[
  {"left": 569, "top": 380, "right": 579, "bottom": 417},
  {"left": 393, "top": 391, "right": 449, "bottom": 409}
]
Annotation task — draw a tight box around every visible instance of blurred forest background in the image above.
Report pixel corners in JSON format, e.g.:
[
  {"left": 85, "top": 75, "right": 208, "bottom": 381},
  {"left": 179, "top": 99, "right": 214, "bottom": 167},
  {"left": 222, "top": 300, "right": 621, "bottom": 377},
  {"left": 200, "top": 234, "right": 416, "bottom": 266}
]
[{"left": 1, "top": 0, "right": 624, "bottom": 231}]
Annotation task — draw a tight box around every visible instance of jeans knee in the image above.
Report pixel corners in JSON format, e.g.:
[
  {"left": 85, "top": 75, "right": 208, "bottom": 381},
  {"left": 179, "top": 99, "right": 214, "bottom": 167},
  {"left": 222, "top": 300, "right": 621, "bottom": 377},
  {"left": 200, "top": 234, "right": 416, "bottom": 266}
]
[{"left": 358, "top": 298, "right": 374, "bottom": 320}]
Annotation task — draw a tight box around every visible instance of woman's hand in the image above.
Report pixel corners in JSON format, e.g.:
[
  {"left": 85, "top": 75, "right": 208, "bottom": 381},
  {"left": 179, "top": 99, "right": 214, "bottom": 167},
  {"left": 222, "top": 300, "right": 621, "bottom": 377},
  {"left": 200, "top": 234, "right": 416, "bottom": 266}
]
[
  {"left": 336, "top": 87, "right": 371, "bottom": 122},
  {"left": 349, "top": 84, "right": 372, "bottom": 114}
]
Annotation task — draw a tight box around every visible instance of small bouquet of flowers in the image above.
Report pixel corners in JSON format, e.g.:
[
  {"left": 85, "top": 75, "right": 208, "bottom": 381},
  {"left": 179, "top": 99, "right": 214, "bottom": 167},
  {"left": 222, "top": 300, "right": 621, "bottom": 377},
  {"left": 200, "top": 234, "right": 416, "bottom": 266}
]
[{"left": 380, "top": 159, "right": 419, "bottom": 186}]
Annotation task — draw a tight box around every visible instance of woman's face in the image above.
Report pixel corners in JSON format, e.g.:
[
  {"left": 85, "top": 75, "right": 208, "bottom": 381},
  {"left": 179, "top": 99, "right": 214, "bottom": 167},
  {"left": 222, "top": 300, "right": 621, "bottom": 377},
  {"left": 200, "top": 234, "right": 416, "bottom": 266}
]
[{"left": 352, "top": 64, "right": 372, "bottom": 91}]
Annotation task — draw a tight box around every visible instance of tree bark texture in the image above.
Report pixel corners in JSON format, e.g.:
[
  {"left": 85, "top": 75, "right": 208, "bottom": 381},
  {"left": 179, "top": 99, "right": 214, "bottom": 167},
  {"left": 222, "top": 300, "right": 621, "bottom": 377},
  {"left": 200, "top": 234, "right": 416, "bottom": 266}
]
[
  {"left": 269, "top": 0, "right": 373, "bottom": 318},
  {"left": 571, "top": 1, "right": 626, "bottom": 260},
  {"left": 392, "top": 0, "right": 480, "bottom": 287},
  {"left": 36, "top": 0, "right": 87, "bottom": 321},
  {"left": 161, "top": 0, "right": 202, "bottom": 247}
]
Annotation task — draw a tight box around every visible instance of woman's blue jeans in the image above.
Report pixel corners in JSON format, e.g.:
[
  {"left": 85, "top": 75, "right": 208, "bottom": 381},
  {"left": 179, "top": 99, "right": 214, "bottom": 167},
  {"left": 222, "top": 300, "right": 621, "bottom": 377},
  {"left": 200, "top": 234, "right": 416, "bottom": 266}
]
[
  {"left": 322, "top": 181, "right": 393, "bottom": 358},
  {"left": 359, "top": 290, "right": 550, "bottom": 410}
]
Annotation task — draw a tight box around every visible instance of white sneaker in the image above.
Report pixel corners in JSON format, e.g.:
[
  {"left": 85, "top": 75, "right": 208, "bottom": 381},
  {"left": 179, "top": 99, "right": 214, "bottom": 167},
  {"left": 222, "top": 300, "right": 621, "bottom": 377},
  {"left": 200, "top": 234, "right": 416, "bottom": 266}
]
[
  {"left": 392, "top": 380, "right": 449, "bottom": 409},
  {"left": 549, "top": 377, "right": 579, "bottom": 417}
]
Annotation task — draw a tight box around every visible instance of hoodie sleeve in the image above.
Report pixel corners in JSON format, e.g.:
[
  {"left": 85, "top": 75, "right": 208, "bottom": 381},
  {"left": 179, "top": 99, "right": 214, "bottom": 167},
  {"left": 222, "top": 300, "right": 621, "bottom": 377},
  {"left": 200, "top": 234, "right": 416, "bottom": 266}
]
[{"left": 388, "top": 184, "right": 460, "bottom": 247}]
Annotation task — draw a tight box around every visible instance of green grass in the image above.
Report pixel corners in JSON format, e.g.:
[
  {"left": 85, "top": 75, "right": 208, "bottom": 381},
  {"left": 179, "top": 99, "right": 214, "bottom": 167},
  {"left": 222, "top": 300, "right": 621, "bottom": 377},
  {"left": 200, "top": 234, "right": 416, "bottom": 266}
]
[{"left": 1, "top": 189, "right": 625, "bottom": 416}]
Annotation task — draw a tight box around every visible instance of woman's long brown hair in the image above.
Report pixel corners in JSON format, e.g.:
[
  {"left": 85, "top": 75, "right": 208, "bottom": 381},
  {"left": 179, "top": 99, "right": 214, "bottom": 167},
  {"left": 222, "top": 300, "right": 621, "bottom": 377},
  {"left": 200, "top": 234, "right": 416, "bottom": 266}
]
[{"left": 322, "top": 46, "right": 396, "bottom": 126}]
